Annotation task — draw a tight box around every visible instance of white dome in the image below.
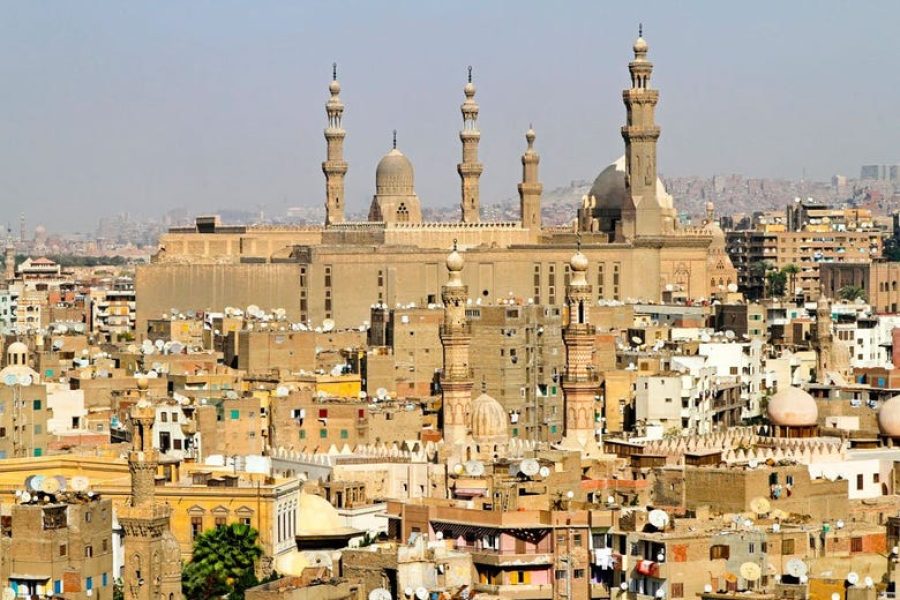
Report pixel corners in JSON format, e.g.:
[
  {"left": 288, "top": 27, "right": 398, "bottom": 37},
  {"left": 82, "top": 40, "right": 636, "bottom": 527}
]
[
  {"left": 471, "top": 392, "right": 508, "bottom": 444},
  {"left": 588, "top": 155, "right": 673, "bottom": 212},
  {"left": 878, "top": 395, "right": 900, "bottom": 437},
  {"left": 767, "top": 387, "right": 818, "bottom": 427}
]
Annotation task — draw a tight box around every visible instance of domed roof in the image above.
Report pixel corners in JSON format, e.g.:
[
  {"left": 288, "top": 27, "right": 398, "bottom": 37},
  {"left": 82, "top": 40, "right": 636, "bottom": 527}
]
[
  {"left": 633, "top": 36, "right": 648, "bottom": 54},
  {"left": 588, "top": 155, "right": 673, "bottom": 213},
  {"left": 376, "top": 148, "right": 414, "bottom": 196},
  {"left": 297, "top": 492, "right": 344, "bottom": 536},
  {"left": 878, "top": 395, "right": 900, "bottom": 437},
  {"left": 7, "top": 341, "right": 27, "bottom": 355},
  {"left": 767, "top": 386, "right": 818, "bottom": 427},
  {"left": 275, "top": 550, "right": 310, "bottom": 577},
  {"left": 471, "top": 392, "right": 508, "bottom": 444}
]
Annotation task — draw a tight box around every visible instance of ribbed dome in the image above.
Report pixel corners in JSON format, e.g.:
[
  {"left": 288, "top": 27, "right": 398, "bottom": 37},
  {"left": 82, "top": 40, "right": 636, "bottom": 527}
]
[
  {"left": 471, "top": 392, "right": 508, "bottom": 444},
  {"left": 588, "top": 155, "right": 673, "bottom": 212},
  {"left": 767, "top": 387, "right": 818, "bottom": 427},
  {"left": 375, "top": 149, "right": 414, "bottom": 195},
  {"left": 7, "top": 341, "right": 27, "bottom": 355},
  {"left": 878, "top": 395, "right": 900, "bottom": 437}
]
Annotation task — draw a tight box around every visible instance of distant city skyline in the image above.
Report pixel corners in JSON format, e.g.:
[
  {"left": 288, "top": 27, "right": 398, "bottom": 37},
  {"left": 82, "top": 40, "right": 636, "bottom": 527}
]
[{"left": 0, "top": 1, "right": 898, "bottom": 232}]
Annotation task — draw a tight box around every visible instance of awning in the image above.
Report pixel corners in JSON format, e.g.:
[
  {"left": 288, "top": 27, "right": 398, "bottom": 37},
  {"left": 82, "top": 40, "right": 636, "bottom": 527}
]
[
  {"left": 635, "top": 560, "right": 658, "bottom": 577},
  {"left": 453, "top": 488, "right": 487, "bottom": 497}
]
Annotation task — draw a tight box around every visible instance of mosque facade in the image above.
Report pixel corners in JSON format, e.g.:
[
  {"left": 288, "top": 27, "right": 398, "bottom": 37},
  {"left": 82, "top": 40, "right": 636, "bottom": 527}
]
[{"left": 139, "top": 33, "right": 734, "bottom": 332}]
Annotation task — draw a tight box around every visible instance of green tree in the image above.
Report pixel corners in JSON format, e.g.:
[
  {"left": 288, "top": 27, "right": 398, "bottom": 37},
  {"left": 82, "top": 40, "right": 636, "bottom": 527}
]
[
  {"left": 766, "top": 270, "right": 787, "bottom": 298},
  {"left": 837, "top": 284, "right": 866, "bottom": 302},
  {"left": 183, "top": 523, "right": 264, "bottom": 600},
  {"left": 781, "top": 263, "right": 800, "bottom": 298}
]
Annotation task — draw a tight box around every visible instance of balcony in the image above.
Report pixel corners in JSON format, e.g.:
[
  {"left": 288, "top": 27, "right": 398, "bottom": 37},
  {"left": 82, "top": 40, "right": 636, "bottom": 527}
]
[{"left": 468, "top": 548, "right": 554, "bottom": 566}]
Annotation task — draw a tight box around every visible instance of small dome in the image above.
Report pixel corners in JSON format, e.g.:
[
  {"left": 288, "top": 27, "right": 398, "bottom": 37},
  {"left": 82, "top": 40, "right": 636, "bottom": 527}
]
[
  {"left": 570, "top": 251, "right": 589, "bottom": 273},
  {"left": 446, "top": 249, "right": 464, "bottom": 273},
  {"left": 375, "top": 148, "right": 414, "bottom": 196},
  {"left": 471, "top": 392, "right": 508, "bottom": 444},
  {"left": 7, "top": 341, "right": 27, "bottom": 355},
  {"left": 878, "top": 395, "right": 900, "bottom": 437},
  {"left": 633, "top": 36, "right": 648, "bottom": 54},
  {"left": 767, "top": 387, "right": 818, "bottom": 427},
  {"left": 464, "top": 81, "right": 476, "bottom": 98},
  {"left": 329, "top": 79, "right": 341, "bottom": 95}
]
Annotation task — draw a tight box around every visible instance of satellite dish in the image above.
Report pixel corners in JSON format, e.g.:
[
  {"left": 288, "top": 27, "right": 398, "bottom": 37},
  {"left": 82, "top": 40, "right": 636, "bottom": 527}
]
[
  {"left": 40, "top": 477, "right": 61, "bottom": 495},
  {"left": 847, "top": 572, "right": 859, "bottom": 586},
  {"left": 728, "top": 283, "right": 739, "bottom": 293},
  {"left": 749, "top": 497, "right": 771, "bottom": 516},
  {"left": 631, "top": 336, "right": 643, "bottom": 345},
  {"left": 18, "top": 374, "right": 32, "bottom": 387},
  {"left": 403, "top": 588, "right": 413, "bottom": 598},
  {"left": 226, "top": 390, "right": 239, "bottom": 400},
  {"left": 275, "top": 386, "right": 289, "bottom": 398},
  {"left": 154, "top": 339, "right": 165, "bottom": 350},
  {"left": 452, "top": 463, "right": 464, "bottom": 476},
  {"left": 369, "top": 589, "right": 392, "bottom": 600},
  {"left": 322, "top": 318, "right": 335, "bottom": 332},
  {"left": 740, "top": 562, "right": 761, "bottom": 582},
  {"left": 799, "top": 575, "right": 808, "bottom": 583},
  {"left": 435, "top": 531, "right": 443, "bottom": 540},
  {"left": 464, "top": 460, "right": 485, "bottom": 477},
  {"left": 520, "top": 459, "right": 540, "bottom": 477},
  {"left": 655, "top": 589, "right": 665, "bottom": 599},
  {"left": 20, "top": 491, "right": 31, "bottom": 504},
  {"left": 864, "top": 577, "right": 874, "bottom": 588},
  {"left": 836, "top": 519, "right": 844, "bottom": 529},
  {"left": 169, "top": 342, "right": 184, "bottom": 354},
  {"left": 747, "top": 459, "right": 758, "bottom": 469},
  {"left": 70, "top": 476, "right": 90, "bottom": 492},
  {"left": 538, "top": 466, "right": 551, "bottom": 478},
  {"left": 786, "top": 559, "right": 808, "bottom": 578},
  {"left": 415, "top": 588, "right": 428, "bottom": 600},
  {"left": 703, "top": 585, "right": 713, "bottom": 593},
  {"left": 648, "top": 509, "right": 670, "bottom": 530},
  {"left": 54, "top": 475, "right": 67, "bottom": 492},
  {"left": 772, "top": 523, "right": 780, "bottom": 533},
  {"left": 376, "top": 388, "right": 388, "bottom": 400},
  {"left": 27, "top": 475, "right": 45, "bottom": 493}
]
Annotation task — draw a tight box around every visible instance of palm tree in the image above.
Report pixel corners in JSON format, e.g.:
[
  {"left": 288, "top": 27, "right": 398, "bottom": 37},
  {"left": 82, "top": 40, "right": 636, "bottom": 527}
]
[
  {"left": 837, "top": 285, "right": 866, "bottom": 302},
  {"left": 781, "top": 264, "right": 800, "bottom": 298},
  {"left": 183, "top": 523, "right": 264, "bottom": 600}
]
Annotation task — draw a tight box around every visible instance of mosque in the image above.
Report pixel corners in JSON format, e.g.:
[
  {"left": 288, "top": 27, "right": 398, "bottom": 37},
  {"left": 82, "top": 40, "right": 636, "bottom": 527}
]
[{"left": 139, "top": 32, "right": 737, "bottom": 331}]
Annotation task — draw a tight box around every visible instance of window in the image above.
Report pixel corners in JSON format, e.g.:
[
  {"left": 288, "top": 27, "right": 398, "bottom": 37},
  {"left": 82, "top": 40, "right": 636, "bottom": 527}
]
[
  {"left": 34, "top": 424, "right": 42, "bottom": 435},
  {"left": 782, "top": 539, "right": 795, "bottom": 554},
  {"left": 85, "top": 545, "right": 93, "bottom": 558},
  {"left": 86, "top": 577, "right": 93, "bottom": 591},
  {"left": 160, "top": 412, "right": 168, "bottom": 422},
  {"left": 857, "top": 474, "right": 864, "bottom": 490},
  {"left": 241, "top": 516, "right": 252, "bottom": 526},
  {"left": 768, "top": 472, "right": 778, "bottom": 486},
  {"left": 319, "top": 429, "right": 327, "bottom": 439},
  {"left": 102, "top": 539, "right": 108, "bottom": 552},
  {"left": 873, "top": 473, "right": 880, "bottom": 484},
  {"left": 340, "top": 429, "right": 348, "bottom": 439},
  {"left": 748, "top": 543, "right": 755, "bottom": 553},
  {"left": 230, "top": 409, "right": 239, "bottom": 420},
  {"left": 85, "top": 511, "right": 92, "bottom": 523},
  {"left": 191, "top": 516, "right": 203, "bottom": 539},
  {"left": 215, "top": 516, "right": 227, "bottom": 527},
  {"left": 556, "top": 532, "right": 566, "bottom": 545},
  {"left": 33, "top": 399, "right": 41, "bottom": 410},
  {"left": 54, "top": 581, "right": 62, "bottom": 595},
  {"left": 786, "top": 474, "right": 794, "bottom": 486},
  {"left": 851, "top": 537, "right": 863, "bottom": 553},
  {"left": 555, "top": 570, "right": 568, "bottom": 580},
  {"left": 573, "top": 569, "right": 585, "bottom": 579},
  {"left": 671, "top": 583, "right": 684, "bottom": 598},
  {"left": 319, "top": 408, "right": 328, "bottom": 418},
  {"left": 102, "top": 573, "right": 108, "bottom": 587},
  {"left": 573, "top": 533, "right": 583, "bottom": 547},
  {"left": 59, "top": 544, "right": 67, "bottom": 556},
  {"left": 299, "top": 430, "right": 306, "bottom": 439},
  {"left": 710, "top": 545, "right": 730, "bottom": 560}
]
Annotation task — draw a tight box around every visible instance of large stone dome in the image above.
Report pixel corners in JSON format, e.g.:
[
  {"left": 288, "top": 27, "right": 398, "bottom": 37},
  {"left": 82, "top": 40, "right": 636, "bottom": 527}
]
[
  {"left": 298, "top": 491, "right": 342, "bottom": 536},
  {"left": 878, "top": 394, "right": 900, "bottom": 437},
  {"left": 767, "top": 386, "right": 818, "bottom": 427},
  {"left": 471, "top": 392, "right": 508, "bottom": 444},
  {"left": 375, "top": 148, "right": 414, "bottom": 195},
  {"left": 588, "top": 155, "right": 674, "bottom": 211}
]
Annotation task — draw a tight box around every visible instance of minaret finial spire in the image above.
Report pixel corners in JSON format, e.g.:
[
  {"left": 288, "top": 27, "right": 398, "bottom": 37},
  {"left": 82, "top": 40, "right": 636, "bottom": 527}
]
[
  {"left": 639, "top": 23, "right": 643, "bottom": 37},
  {"left": 453, "top": 238, "right": 458, "bottom": 252},
  {"left": 467, "top": 65, "right": 472, "bottom": 83},
  {"left": 392, "top": 129, "right": 397, "bottom": 150},
  {"left": 576, "top": 233, "right": 582, "bottom": 253},
  {"left": 332, "top": 62, "right": 337, "bottom": 81}
]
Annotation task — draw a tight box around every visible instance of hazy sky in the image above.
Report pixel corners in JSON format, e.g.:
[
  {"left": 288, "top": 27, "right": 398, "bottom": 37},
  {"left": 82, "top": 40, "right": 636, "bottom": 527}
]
[{"left": 1, "top": 1, "right": 898, "bottom": 233}]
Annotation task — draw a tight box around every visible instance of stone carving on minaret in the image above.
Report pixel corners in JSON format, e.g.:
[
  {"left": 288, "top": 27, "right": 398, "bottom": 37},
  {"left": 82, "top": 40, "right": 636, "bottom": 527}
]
[
  {"left": 440, "top": 241, "right": 474, "bottom": 450},
  {"left": 458, "top": 66, "right": 483, "bottom": 224},
  {"left": 323, "top": 63, "right": 348, "bottom": 226}
]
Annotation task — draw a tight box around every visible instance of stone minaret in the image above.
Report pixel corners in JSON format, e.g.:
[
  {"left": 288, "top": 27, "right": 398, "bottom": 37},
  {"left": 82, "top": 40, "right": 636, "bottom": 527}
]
[
  {"left": 559, "top": 247, "right": 602, "bottom": 457},
  {"left": 621, "top": 26, "right": 663, "bottom": 239},
  {"left": 440, "top": 242, "right": 473, "bottom": 448},
  {"left": 323, "top": 63, "right": 347, "bottom": 226},
  {"left": 518, "top": 126, "right": 542, "bottom": 233},
  {"left": 4, "top": 230, "right": 14, "bottom": 284},
  {"left": 118, "top": 379, "right": 183, "bottom": 600},
  {"left": 815, "top": 293, "right": 834, "bottom": 381},
  {"left": 458, "top": 67, "right": 482, "bottom": 223}
]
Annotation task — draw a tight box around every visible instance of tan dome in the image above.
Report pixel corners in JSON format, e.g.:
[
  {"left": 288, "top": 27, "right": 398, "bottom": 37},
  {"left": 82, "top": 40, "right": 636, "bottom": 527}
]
[
  {"left": 447, "top": 248, "right": 464, "bottom": 273},
  {"left": 767, "top": 387, "right": 818, "bottom": 427},
  {"left": 376, "top": 148, "right": 414, "bottom": 195},
  {"left": 878, "top": 395, "right": 900, "bottom": 437},
  {"left": 298, "top": 492, "right": 342, "bottom": 535},
  {"left": 633, "top": 36, "right": 648, "bottom": 54},
  {"left": 7, "top": 341, "right": 27, "bottom": 355},
  {"left": 471, "top": 392, "right": 508, "bottom": 444}
]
